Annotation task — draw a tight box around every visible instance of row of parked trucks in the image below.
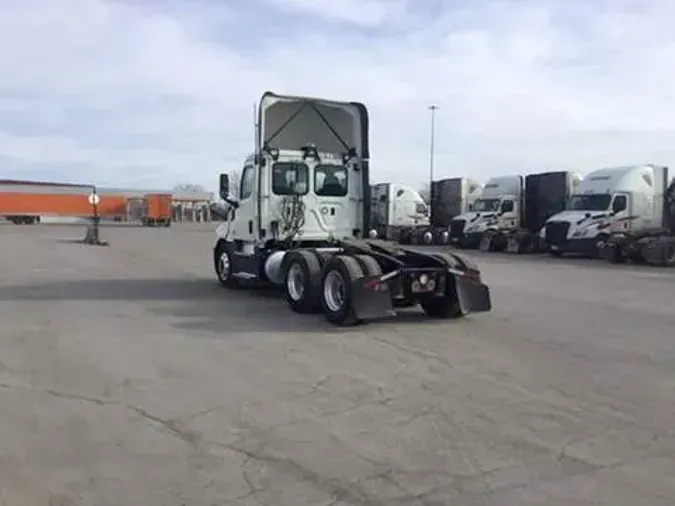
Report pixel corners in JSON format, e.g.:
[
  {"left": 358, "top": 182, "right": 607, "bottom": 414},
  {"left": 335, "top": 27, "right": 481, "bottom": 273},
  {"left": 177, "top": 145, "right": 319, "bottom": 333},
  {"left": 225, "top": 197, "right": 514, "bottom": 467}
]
[{"left": 371, "top": 164, "right": 675, "bottom": 266}]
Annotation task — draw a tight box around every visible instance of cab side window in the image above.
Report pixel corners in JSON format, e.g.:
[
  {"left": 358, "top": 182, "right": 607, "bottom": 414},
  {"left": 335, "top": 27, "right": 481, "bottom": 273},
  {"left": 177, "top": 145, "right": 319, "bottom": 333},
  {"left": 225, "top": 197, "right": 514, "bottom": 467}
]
[
  {"left": 612, "top": 195, "right": 627, "bottom": 213},
  {"left": 239, "top": 166, "right": 255, "bottom": 200}
]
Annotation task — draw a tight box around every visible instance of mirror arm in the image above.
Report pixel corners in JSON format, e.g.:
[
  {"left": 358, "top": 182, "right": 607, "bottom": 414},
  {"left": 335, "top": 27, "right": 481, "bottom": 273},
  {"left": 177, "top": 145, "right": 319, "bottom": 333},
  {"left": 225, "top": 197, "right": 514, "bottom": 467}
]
[{"left": 223, "top": 196, "right": 239, "bottom": 209}]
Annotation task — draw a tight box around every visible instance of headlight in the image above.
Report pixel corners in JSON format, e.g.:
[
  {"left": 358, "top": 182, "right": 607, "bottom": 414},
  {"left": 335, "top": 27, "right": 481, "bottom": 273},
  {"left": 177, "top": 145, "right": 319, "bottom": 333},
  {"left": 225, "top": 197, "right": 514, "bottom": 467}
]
[{"left": 368, "top": 229, "right": 378, "bottom": 239}]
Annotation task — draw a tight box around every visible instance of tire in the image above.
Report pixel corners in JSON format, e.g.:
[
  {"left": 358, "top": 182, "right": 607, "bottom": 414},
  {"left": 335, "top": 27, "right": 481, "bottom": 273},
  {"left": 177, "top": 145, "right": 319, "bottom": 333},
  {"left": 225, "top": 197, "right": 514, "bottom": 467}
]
[
  {"left": 435, "top": 229, "right": 450, "bottom": 245},
  {"left": 283, "top": 250, "right": 323, "bottom": 313},
  {"left": 214, "top": 242, "right": 239, "bottom": 288},
  {"left": 398, "top": 230, "right": 411, "bottom": 245},
  {"left": 419, "top": 252, "right": 464, "bottom": 318},
  {"left": 548, "top": 250, "right": 563, "bottom": 258},
  {"left": 479, "top": 230, "right": 496, "bottom": 252},
  {"left": 352, "top": 254, "right": 382, "bottom": 277},
  {"left": 421, "top": 229, "right": 434, "bottom": 245},
  {"left": 320, "top": 255, "right": 364, "bottom": 326},
  {"left": 593, "top": 233, "right": 609, "bottom": 259}
]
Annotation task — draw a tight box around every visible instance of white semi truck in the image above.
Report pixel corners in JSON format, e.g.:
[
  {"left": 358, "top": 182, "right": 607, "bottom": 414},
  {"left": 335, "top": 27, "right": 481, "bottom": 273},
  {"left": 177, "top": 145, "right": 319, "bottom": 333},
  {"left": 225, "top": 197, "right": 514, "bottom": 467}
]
[
  {"left": 212, "top": 92, "right": 492, "bottom": 325},
  {"left": 448, "top": 172, "right": 582, "bottom": 251},
  {"left": 447, "top": 175, "right": 522, "bottom": 248},
  {"left": 543, "top": 164, "right": 675, "bottom": 265},
  {"left": 369, "top": 183, "right": 429, "bottom": 243},
  {"left": 426, "top": 177, "right": 483, "bottom": 245}
]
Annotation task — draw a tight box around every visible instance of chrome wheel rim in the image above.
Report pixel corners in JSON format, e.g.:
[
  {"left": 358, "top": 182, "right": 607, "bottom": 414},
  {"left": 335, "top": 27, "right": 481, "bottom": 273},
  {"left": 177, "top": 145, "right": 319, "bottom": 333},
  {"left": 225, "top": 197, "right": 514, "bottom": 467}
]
[
  {"left": 323, "top": 270, "right": 346, "bottom": 312},
  {"left": 286, "top": 263, "right": 305, "bottom": 301},
  {"left": 218, "top": 252, "right": 230, "bottom": 280}
]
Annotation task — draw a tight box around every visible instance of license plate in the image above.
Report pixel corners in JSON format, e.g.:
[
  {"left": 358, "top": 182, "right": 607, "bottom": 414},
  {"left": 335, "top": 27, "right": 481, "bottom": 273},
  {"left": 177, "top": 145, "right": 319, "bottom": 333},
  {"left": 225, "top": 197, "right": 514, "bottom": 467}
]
[{"left": 551, "top": 245, "right": 559, "bottom": 250}]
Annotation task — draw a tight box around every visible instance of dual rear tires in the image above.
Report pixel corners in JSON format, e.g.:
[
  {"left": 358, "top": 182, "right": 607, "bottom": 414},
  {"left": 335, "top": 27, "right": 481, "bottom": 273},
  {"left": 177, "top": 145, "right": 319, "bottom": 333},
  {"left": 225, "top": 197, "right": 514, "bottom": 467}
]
[{"left": 283, "top": 251, "right": 382, "bottom": 326}]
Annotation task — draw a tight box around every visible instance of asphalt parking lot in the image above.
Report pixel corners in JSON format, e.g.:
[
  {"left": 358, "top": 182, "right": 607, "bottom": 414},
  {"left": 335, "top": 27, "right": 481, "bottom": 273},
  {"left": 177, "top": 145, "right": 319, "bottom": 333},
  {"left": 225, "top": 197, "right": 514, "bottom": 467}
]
[{"left": 1, "top": 223, "right": 674, "bottom": 506}]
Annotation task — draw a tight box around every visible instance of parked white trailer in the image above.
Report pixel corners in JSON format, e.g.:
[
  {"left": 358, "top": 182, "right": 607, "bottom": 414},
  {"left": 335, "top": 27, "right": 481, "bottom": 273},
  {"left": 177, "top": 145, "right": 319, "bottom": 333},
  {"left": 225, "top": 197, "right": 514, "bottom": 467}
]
[{"left": 212, "top": 91, "right": 492, "bottom": 325}]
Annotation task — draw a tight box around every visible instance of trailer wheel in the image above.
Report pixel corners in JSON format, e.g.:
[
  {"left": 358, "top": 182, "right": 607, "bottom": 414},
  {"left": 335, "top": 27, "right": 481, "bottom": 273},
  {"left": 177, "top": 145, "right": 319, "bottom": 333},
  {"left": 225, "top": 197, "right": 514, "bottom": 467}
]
[
  {"left": 214, "top": 242, "right": 239, "bottom": 288},
  {"left": 321, "top": 255, "right": 363, "bottom": 326},
  {"left": 283, "top": 250, "right": 322, "bottom": 313},
  {"left": 420, "top": 253, "right": 464, "bottom": 318},
  {"left": 435, "top": 229, "right": 450, "bottom": 245}
]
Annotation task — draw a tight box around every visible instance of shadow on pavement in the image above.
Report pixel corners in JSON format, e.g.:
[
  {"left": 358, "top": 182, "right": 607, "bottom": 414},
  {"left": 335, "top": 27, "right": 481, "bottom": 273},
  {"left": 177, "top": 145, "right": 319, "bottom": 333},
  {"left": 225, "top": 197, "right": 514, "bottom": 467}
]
[{"left": 0, "top": 277, "right": 456, "bottom": 333}]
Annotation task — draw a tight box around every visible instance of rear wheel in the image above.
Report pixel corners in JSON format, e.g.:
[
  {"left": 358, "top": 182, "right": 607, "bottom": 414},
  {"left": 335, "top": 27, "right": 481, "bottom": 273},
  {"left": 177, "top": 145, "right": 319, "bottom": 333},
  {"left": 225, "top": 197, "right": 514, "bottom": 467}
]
[
  {"left": 321, "top": 255, "right": 364, "bottom": 326},
  {"left": 283, "top": 250, "right": 322, "bottom": 313},
  {"left": 435, "top": 229, "right": 450, "bottom": 245}
]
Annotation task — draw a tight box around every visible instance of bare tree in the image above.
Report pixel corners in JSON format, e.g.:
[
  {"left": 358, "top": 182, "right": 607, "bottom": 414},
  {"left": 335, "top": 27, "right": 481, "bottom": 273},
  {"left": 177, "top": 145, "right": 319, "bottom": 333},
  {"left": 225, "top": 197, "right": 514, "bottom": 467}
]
[{"left": 173, "top": 183, "right": 207, "bottom": 193}]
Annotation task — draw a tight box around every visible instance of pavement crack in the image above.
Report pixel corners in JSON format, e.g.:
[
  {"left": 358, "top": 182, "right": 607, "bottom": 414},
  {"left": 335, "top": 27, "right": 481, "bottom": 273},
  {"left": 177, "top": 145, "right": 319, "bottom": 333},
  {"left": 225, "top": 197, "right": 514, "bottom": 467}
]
[
  {"left": 374, "top": 337, "right": 453, "bottom": 371},
  {"left": 218, "top": 442, "right": 390, "bottom": 506},
  {"left": 0, "top": 382, "right": 198, "bottom": 447}
]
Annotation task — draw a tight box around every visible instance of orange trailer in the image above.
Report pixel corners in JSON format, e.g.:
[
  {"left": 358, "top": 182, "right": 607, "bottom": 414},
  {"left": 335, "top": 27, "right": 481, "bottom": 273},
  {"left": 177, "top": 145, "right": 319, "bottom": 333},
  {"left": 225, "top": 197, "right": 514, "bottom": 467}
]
[
  {"left": 143, "top": 193, "right": 172, "bottom": 226},
  {"left": 1, "top": 180, "right": 125, "bottom": 224}
]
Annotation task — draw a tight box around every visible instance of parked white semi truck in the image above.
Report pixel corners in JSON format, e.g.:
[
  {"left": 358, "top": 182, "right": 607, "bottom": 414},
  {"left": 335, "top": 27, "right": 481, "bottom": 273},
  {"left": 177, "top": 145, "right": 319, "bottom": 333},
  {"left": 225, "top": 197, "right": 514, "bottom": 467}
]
[
  {"left": 369, "top": 183, "right": 429, "bottom": 242},
  {"left": 212, "top": 92, "right": 492, "bottom": 325},
  {"left": 542, "top": 164, "right": 675, "bottom": 265},
  {"left": 448, "top": 172, "right": 582, "bottom": 251},
  {"left": 426, "top": 177, "right": 483, "bottom": 245}
]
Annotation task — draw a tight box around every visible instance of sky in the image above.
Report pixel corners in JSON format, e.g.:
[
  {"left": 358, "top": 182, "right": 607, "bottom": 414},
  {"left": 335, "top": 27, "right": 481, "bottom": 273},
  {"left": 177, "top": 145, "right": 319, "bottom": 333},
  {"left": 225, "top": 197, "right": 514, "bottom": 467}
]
[{"left": 2, "top": 0, "right": 675, "bottom": 192}]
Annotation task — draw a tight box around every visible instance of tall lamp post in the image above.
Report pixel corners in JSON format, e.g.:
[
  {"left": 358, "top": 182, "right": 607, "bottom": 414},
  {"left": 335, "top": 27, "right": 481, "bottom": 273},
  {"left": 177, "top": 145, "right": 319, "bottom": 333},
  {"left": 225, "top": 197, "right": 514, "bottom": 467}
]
[{"left": 428, "top": 104, "right": 438, "bottom": 205}]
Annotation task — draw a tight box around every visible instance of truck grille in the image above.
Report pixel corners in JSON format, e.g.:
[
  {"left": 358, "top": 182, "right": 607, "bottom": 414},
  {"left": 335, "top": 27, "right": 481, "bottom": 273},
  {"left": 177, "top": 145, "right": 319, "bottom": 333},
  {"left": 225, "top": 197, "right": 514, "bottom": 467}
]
[
  {"left": 449, "top": 219, "right": 466, "bottom": 237},
  {"left": 545, "top": 221, "right": 570, "bottom": 246}
]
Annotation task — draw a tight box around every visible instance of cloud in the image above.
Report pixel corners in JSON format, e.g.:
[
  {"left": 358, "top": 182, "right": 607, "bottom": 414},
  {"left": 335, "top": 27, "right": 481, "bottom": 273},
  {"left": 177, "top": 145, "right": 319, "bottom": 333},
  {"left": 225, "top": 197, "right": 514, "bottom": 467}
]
[{"left": 1, "top": 0, "right": 675, "bottom": 191}]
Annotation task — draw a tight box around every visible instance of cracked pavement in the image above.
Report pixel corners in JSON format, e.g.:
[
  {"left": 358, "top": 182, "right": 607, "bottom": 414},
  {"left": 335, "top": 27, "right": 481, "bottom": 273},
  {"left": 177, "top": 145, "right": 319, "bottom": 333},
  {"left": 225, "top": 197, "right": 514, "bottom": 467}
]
[{"left": 1, "top": 223, "right": 674, "bottom": 505}]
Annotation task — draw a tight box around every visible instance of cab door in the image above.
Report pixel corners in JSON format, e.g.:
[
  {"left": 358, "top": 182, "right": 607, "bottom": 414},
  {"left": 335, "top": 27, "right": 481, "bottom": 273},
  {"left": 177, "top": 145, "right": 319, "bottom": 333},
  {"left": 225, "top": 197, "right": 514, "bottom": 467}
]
[{"left": 230, "top": 165, "right": 257, "bottom": 241}]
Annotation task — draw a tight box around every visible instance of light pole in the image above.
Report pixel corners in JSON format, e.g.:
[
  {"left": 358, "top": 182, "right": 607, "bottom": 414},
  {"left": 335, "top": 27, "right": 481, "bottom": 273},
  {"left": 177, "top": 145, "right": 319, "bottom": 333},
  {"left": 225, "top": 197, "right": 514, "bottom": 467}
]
[{"left": 428, "top": 104, "right": 438, "bottom": 204}]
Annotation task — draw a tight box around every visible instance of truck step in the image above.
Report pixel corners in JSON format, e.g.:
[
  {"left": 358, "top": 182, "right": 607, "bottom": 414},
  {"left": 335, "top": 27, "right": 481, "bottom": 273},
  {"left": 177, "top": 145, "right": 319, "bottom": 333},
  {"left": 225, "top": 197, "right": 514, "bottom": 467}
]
[{"left": 232, "top": 272, "right": 258, "bottom": 280}]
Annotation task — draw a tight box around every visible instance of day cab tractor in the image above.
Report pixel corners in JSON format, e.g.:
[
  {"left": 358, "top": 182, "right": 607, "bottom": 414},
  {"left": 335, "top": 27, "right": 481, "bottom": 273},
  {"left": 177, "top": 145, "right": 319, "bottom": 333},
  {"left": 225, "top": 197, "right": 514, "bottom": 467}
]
[{"left": 212, "top": 91, "right": 492, "bottom": 325}]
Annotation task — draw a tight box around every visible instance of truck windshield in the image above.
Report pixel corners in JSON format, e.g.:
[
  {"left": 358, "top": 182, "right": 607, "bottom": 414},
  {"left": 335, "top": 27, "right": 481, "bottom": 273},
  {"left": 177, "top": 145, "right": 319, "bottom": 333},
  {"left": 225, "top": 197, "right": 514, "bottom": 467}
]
[
  {"left": 315, "top": 165, "right": 348, "bottom": 197},
  {"left": 568, "top": 194, "right": 611, "bottom": 211},
  {"left": 471, "top": 198, "right": 500, "bottom": 212}
]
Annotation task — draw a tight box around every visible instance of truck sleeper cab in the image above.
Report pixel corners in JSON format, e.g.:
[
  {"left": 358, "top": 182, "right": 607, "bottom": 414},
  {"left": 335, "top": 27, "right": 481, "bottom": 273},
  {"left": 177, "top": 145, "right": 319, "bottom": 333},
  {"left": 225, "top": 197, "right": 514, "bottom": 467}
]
[
  {"left": 542, "top": 165, "right": 658, "bottom": 258},
  {"left": 212, "top": 91, "right": 492, "bottom": 325}
]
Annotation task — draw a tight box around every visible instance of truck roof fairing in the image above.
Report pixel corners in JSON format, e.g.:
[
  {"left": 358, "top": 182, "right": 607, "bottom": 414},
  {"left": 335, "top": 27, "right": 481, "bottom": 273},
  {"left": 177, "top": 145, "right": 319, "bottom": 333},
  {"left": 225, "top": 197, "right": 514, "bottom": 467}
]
[{"left": 258, "top": 92, "right": 369, "bottom": 160}]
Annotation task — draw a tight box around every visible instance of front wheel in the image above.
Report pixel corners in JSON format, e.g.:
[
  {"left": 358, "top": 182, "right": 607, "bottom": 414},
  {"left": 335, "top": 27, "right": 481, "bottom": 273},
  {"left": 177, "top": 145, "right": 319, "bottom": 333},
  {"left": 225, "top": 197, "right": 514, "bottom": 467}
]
[
  {"left": 214, "top": 243, "right": 239, "bottom": 288},
  {"left": 320, "top": 255, "right": 364, "bottom": 326}
]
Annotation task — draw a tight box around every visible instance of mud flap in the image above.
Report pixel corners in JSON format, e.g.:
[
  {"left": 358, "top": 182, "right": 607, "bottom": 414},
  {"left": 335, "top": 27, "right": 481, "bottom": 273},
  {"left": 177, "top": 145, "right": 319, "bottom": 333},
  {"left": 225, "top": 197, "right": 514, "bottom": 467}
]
[
  {"left": 638, "top": 237, "right": 675, "bottom": 266},
  {"left": 479, "top": 232, "right": 493, "bottom": 252},
  {"left": 452, "top": 274, "right": 492, "bottom": 313},
  {"left": 351, "top": 275, "right": 395, "bottom": 320}
]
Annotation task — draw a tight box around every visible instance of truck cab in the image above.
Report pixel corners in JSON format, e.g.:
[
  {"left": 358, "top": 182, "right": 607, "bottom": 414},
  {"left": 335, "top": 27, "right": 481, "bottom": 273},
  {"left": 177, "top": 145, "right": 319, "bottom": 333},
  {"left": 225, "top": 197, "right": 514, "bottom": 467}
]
[
  {"left": 369, "top": 183, "right": 429, "bottom": 241},
  {"left": 212, "top": 91, "right": 493, "bottom": 326},
  {"left": 449, "top": 175, "right": 523, "bottom": 248},
  {"left": 541, "top": 165, "right": 667, "bottom": 257}
]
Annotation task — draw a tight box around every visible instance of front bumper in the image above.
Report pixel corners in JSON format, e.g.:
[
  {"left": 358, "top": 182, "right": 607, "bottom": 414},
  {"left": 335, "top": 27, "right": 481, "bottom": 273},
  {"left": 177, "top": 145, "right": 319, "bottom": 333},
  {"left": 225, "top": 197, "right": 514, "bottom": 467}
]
[{"left": 548, "top": 237, "right": 601, "bottom": 256}]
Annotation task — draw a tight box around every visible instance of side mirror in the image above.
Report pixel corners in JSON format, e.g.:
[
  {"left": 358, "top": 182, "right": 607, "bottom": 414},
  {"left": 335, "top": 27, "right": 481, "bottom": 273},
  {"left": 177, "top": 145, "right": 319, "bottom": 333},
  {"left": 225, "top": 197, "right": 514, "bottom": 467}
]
[{"left": 219, "top": 174, "right": 229, "bottom": 200}]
